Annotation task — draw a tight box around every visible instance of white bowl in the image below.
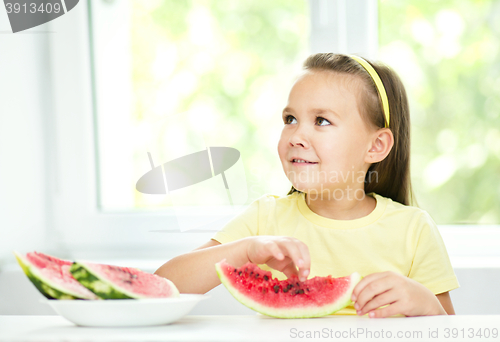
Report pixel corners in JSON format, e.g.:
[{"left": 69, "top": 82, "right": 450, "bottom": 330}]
[{"left": 41, "top": 294, "right": 209, "bottom": 327}]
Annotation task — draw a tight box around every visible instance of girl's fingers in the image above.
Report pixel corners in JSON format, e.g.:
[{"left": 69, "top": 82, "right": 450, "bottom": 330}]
[
  {"left": 251, "top": 237, "right": 310, "bottom": 282},
  {"left": 276, "top": 240, "right": 309, "bottom": 281},
  {"left": 295, "top": 241, "right": 311, "bottom": 279},
  {"left": 367, "top": 301, "right": 404, "bottom": 318},
  {"left": 265, "top": 241, "right": 284, "bottom": 261},
  {"left": 357, "top": 290, "right": 396, "bottom": 316},
  {"left": 354, "top": 276, "right": 393, "bottom": 312},
  {"left": 351, "top": 271, "right": 391, "bottom": 301},
  {"left": 281, "top": 262, "right": 300, "bottom": 279}
]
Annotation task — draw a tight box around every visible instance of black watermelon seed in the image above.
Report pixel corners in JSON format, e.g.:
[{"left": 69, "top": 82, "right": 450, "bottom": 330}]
[
  {"left": 238, "top": 271, "right": 242, "bottom": 275},
  {"left": 298, "top": 289, "right": 304, "bottom": 294},
  {"left": 234, "top": 268, "right": 237, "bottom": 272},
  {"left": 283, "top": 287, "right": 288, "bottom": 293},
  {"left": 287, "top": 284, "right": 293, "bottom": 290},
  {"left": 306, "top": 288, "right": 310, "bottom": 292},
  {"left": 296, "top": 282, "right": 300, "bottom": 287},
  {"left": 250, "top": 271, "right": 253, "bottom": 275},
  {"left": 264, "top": 275, "right": 269, "bottom": 281},
  {"left": 273, "top": 285, "right": 280, "bottom": 293}
]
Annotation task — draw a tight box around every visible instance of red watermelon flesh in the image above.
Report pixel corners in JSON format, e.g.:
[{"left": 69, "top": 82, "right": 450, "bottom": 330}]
[
  {"left": 14, "top": 251, "right": 99, "bottom": 300},
  {"left": 216, "top": 260, "right": 361, "bottom": 318}
]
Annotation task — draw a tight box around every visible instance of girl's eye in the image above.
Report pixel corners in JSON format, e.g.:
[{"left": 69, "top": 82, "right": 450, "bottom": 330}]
[
  {"left": 316, "top": 116, "right": 331, "bottom": 126},
  {"left": 283, "top": 115, "right": 332, "bottom": 126},
  {"left": 284, "top": 115, "right": 297, "bottom": 124}
]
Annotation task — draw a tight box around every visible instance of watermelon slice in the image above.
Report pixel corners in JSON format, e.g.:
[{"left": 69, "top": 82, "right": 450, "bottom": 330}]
[
  {"left": 13, "top": 251, "right": 99, "bottom": 300},
  {"left": 70, "top": 261, "right": 180, "bottom": 299},
  {"left": 216, "top": 260, "right": 362, "bottom": 318}
]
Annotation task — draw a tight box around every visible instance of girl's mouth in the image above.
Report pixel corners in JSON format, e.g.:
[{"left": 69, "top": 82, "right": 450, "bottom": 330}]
[{"left": 292, "top": 159, "right": 318, "bottom": 165}]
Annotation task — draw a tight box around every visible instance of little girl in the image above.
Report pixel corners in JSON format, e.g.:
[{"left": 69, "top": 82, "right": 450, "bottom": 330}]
[{"left": 155, "top": 53, "right": 459, "bottom": 318}]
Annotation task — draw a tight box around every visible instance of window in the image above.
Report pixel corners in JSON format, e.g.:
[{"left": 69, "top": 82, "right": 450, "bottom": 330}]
[
  {"left": 379, "top": 0, "right": 500, "bottom": 224},
  {"left": 94, "top": 0, "right": 311, "bottom": 221}
]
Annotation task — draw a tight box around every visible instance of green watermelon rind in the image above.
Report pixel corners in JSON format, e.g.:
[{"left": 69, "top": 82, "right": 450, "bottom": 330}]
[
  {"left": 70, "top": 262, "right": 135, "bottom": 299},
  {"left": 13, "top": 251, "right": 98, "bottom": 300},
  {"left": 70, "top": 262, "right": 180, "bottom": 299},
  {"left": 216, "top": 262, "right": 362, "bottom": 319}
]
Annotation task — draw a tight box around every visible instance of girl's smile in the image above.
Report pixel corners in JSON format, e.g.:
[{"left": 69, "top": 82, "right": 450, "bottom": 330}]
[{"left": 291, "top": 159, "right": 318, "bottom": 166}]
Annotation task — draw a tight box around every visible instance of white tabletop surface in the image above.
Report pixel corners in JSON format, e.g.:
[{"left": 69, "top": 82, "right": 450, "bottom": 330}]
[{"left": 1, "top": 315, "right": 499, "bottom": 342}]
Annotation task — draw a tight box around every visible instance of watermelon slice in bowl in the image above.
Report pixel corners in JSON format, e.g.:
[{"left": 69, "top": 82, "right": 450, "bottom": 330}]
[
  {"left": 216, "top": 259, "right": 362, "bottom": 318},
  {"left": 58, "top": 261, "right": 204, "bottom": 326},
  {"left": 13, "top": 251, "right": 99, "bottom": 300},
  {"left": 14, "top": 251, "right": 207, "bottom": 326},
  {"left": 69, "top": 261, "right": 180, "bottom": 299}
]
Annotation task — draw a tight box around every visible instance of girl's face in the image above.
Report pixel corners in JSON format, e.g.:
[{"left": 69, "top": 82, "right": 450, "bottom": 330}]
[{"left": 277, "top": 70, "right": 375, "bottom": 195}]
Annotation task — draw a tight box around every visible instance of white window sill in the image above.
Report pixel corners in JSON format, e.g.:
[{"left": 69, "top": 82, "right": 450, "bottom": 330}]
[{"left": 438, "top": 225, "right": 500, "bottom": 268}]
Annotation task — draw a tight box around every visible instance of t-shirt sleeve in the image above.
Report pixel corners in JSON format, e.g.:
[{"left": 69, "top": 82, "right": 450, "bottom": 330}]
[
  {"left": 211, "top": 197, "right": 261, "bottom": 244},
  {"left": 407, "top": 211, "right": 460, "bottom": 294}
]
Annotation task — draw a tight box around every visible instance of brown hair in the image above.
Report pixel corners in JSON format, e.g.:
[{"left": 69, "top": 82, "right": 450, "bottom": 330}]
[{"left": 286, "top": 53, "right": 417, "bottom": 207}]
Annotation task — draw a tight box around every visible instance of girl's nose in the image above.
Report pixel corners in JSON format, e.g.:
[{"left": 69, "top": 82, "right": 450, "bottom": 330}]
[
  {"left": 290, "top": 139, "right": 306, "bottom": 148},
  {"left": 289, "top": 131, "right": 309, "bottom": 148}
]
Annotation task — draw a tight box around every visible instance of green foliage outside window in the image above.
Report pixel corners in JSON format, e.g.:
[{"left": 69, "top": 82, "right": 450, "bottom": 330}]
[{"left": 380, "top": 0, "right": 500, "bottom": 224}]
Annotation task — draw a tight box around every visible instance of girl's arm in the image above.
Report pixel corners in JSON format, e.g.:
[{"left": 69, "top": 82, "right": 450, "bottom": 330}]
[
  {"left": 192, "top": 239, "right": 221, "bottom": 250},
  {"left": 154, "top": 236, "right": 311, "bottom": 294},
  {"left": 436, "top": 292, "right": 455, "bottom": 315},
  {"left": 154, "top": 238, "right": 250, "bottom": 294}
]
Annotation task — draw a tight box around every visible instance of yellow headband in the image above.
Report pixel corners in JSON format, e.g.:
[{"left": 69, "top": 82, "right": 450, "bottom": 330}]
[{"left": 349, "top": 55, "right": 390, "bottom": 128}]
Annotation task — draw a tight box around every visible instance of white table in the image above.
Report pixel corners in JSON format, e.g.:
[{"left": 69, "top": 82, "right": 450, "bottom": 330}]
[{"left": 1, "top": 315, "right": 499, "bottom": 342}]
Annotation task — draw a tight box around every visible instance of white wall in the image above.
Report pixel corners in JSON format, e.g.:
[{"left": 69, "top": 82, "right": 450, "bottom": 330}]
[{"left": 0, "top": 4, "right": 50, "bottom": 266}]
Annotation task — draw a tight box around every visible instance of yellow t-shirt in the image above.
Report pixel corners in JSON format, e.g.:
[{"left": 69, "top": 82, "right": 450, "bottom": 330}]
[{"left": 212, "top": 191, "right": 460, "bottom": 316}]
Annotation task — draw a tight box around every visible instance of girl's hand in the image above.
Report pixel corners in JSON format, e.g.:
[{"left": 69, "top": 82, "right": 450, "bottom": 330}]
[
  {"left": 351, "top": 271, "right": 446, "bottom": 318},
  {"left": 245, "top": 236, "right": 310, "bottom": 282}
]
